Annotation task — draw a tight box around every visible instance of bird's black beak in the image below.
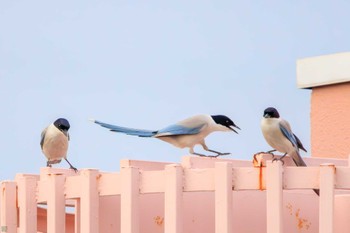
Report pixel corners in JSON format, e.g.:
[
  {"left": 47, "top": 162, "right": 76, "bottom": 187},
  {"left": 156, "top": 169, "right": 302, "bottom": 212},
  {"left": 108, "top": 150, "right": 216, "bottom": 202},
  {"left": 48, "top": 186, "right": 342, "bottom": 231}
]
[{"left": 229, "top": 125, "right": 241, "bottom": 134}]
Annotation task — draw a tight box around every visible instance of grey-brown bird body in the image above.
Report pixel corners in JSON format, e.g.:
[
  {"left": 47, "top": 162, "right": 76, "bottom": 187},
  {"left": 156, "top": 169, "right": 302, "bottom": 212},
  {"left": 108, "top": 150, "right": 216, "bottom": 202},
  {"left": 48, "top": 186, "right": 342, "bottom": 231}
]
[
  {"left": 261, "top": 107, "right": 319, "bottom": 195},
  {"left": 92, "top": 114, "right": 240, "bottom": 157},
  {"left": 40, "top": 118, "right": 77, "bottom": 171}
]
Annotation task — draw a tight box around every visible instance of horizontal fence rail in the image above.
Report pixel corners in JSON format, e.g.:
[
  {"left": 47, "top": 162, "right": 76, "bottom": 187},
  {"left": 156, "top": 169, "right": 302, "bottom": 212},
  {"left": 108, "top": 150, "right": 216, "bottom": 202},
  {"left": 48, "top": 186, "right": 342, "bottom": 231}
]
[{"left": 1, "top": 155, "right": 350, "bottom": 233}]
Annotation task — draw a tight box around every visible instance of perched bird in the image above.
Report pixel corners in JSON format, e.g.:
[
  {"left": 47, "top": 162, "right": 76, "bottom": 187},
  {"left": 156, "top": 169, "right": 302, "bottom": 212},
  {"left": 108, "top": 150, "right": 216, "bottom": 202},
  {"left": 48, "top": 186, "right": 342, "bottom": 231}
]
[
  {"left": 260, "top": 107, "right": 319, "bottom": 195},
  {"left": 91, "top": 114, "right": 240, "bottom": 157},
  {"left": 40, "top": 118, "right": 77, "bottom": 172}
]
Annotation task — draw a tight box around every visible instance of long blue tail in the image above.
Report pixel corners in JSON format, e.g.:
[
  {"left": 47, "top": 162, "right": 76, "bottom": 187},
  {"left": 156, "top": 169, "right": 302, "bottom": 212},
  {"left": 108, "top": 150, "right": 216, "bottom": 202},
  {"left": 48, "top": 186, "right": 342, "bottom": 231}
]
[{"left": 92, "top": 119, "right": 156, "bottom": 137}]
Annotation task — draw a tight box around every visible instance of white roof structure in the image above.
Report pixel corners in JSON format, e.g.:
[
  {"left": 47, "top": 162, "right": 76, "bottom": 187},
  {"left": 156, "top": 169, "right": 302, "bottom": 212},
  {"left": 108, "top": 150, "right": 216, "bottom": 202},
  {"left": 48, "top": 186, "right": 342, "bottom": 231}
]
[{"left": 297, "top": 52, "right": 350, "bottom": 88}]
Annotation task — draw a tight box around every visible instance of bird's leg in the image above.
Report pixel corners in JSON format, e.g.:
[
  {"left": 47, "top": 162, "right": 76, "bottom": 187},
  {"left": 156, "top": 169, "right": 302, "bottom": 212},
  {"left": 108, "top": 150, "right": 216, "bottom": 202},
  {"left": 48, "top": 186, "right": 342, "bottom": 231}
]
[
  {"left": 46, "top": 161, "right": 52, "bottom": 167},
  {"left": 201, "top": 142, "right": 230, "bottom": 157},
  {"left": 189, "top": 147, "right": 207, "bottom": 157},
  {"left": 64, "top": 158, "right": 78, "bottom": 172},
  {"left": 272, "top": 153, "right": 287, "bottom": 165}
]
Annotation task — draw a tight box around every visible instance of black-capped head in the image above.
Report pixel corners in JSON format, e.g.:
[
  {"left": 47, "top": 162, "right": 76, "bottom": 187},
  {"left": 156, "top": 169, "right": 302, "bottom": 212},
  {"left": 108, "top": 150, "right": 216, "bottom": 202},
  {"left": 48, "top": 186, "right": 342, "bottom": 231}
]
[
  {"left": 211, "top": 115, "right": 241, "bottom": 133},
  {"left": 263, "top": 107, "right": 280, "bottom": 118},
  {"left": 53, "top": 118, "right": 70, "bottom": 132}
]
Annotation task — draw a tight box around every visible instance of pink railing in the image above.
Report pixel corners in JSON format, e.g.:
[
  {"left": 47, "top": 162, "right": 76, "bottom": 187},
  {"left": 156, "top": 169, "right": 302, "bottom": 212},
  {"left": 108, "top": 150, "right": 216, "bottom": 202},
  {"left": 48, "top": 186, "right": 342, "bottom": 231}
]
[{"left": 1, "top": 155, "right": 350, "bottom": 233}]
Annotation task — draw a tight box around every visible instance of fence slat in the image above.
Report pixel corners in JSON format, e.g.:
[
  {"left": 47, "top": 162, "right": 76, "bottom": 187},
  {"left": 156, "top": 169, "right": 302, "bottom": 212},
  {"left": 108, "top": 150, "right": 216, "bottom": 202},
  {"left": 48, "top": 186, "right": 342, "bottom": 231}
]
[
  {"left": 266, "top": 161, "right": 283, "bottom": 233},
  {"left": 215, "top": 162, "right": 233, "bottom": 233},
  {"left": 140, "top": 170, "right": 165, "bottom": 194},
  {"left": 16, "top": 175, "right": 38, "bottom": 233},
  {"left": 47, "top": 174, "right": 66, "bottom": 233},
  {"left": 319, "top": 163, "right": 335, "bottom": 233},
  {"left": 183, "top": 168, "right": 214, "bottom": 191},
  {"left": 0, "top": 181, "right": 17, "bottom": 233},
  {"left": 98, "top": 172, "right": 121, "bottom": 196},
  {"left": 80, "top": 169, "right": 99, "bottom": 233},
  {"left": 75, "top": 199, "right": 81, "bottom": 233},
  {"left": 121, "top": 166, "right": 140, "bottom": 233},
  {"left": 335, "top": 167, "right": 350, "bottom": 189},
  {"left": 165, "top": 164, "right": 183, "bottom": 233},
  {"left": 283, "top": 167, "right": 319, "bottom": 189}
]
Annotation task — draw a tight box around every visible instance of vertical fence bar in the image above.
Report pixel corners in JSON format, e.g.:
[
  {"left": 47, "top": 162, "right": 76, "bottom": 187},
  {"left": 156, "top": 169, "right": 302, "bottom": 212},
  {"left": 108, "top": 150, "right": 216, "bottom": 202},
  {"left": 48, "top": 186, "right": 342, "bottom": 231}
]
[
  {"left": 47, "top": 174, "right": 66, "bottom": 233},
  {"left": 165, "top": 164, "right": 183, "bottom": 233},
  {"left": 319, "top": 163, "right": 335, "bottom": 233},
  {"left": 0, "top": 181, "right": 17, "bottom": 233},
  {"left": 16, "top": 175, "right": 37, "bottom": 233},
  {"left": 266, "top": 160, "right": 283, "bottom": 233},
  {"left": 75, "top": 199, "right": 81, "bottom": 233},
  {"left": 121, "top": 166, "right": 140, "bottom": 233},
  {"left": 215, "top": 162, "right": 233, "bottom": 233},
  {"left": 80, "top": 169, "right": 99, "bottom": 233}
]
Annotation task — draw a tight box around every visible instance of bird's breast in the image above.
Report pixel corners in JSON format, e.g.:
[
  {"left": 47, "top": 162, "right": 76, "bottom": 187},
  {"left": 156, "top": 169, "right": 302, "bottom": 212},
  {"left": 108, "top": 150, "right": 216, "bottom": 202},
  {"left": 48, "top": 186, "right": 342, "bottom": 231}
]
[
  {"left": 42, "top": 125, "right": 69, "bottom": 160},
  {"left": 261, "top": 118, "right": 293, "bottom": 154}
]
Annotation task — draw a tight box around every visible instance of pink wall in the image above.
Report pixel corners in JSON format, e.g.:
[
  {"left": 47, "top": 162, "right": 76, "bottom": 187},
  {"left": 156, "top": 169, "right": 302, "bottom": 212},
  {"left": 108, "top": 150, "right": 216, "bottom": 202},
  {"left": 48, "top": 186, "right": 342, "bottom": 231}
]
[{"left": 311, "top": 82, "right": 350, "bottom": 158}]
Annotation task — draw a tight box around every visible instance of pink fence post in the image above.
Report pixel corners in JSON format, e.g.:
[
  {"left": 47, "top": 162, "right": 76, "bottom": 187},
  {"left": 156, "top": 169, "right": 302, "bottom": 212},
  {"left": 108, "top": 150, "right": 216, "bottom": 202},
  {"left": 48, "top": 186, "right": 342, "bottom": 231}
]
[
  {"left": 0, "top": 181, "right": 17, "bottom": 233},
  {"left": 46, "top": 174, "right": 66, "bottom": 233},
  {"left": 75, "top": 199, "right": 81, "bottom": 233},
  {"left": 266, "top": 160, "right": 283, "bottom": 233},
  {"left": 165, "top": 164, "right": 183, "bottom": 233},
  {"left": 121, "top": 166, "right": 140, "bottom": 233},
  {"left": 215, "top": 162, "right": 233, "bottom": 233},
  {"left": 15, "top": 174, "right": 38, "bottom": 233},
  {"left": 319, "top": 163, "right": 335, "bottom": 233},
  {"left": 80, "top": 169, "right": 99, "bottom": 233}
]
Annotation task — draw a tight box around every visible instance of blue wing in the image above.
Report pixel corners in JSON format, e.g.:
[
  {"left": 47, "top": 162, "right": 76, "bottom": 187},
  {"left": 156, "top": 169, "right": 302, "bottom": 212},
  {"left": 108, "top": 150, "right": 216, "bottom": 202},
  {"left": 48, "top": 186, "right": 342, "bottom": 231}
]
[
  {"left": 155, "top": 124, "right": 204, "bottom": 137},
  {"left": 279, "top": 123, "right": 298, "bottom": 148},
  {"left": 93, "top": 120, "right": 156, "bottom": 137}
]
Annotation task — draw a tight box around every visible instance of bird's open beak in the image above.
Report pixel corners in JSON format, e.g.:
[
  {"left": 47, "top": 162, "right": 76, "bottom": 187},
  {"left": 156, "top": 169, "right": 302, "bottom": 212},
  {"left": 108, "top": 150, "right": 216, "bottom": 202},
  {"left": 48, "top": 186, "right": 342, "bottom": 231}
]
[{"left": 229, "top": 125, "right": 241, "bottom": 134}]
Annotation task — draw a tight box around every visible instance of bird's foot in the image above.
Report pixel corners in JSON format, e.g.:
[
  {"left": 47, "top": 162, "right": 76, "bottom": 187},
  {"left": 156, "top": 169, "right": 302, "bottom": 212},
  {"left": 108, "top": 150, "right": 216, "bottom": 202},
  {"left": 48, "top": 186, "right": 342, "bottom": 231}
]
[
  {"left": 192, "top": 152, "right": 208, "bottom": 157},
  {"left": 69, "top": 165, "right": 78, "bottom": 173},
  {"left": 266, "top": 149, "right": 276, "bottom": 154},
  {"left": 254, "top": 150, "right": 275, "bottom": 155},
  {"left": 211, "top": 152, "right": 231, "bottom": 158},
  {"left": 192, "top": 152, "right": 230, "bottom": 158},
  {"left": 272, "top": 153, "right": 287, "bottom": 165},
  {"left": 253, "top": 150, "right": 276, "bottom": 161},
  {"left": 272, "top": 157, "right": 285, "bottom": 165},
  {"left": 205, "top": 149, "right": 231, "bottom": 158}
]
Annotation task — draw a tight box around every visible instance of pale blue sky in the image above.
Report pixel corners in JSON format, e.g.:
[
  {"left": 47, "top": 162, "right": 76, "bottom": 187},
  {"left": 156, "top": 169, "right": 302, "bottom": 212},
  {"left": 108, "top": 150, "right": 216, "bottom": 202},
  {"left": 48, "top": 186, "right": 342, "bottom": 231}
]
[{"left": 1, "top": 1, "right": 350, "bottom": 180}]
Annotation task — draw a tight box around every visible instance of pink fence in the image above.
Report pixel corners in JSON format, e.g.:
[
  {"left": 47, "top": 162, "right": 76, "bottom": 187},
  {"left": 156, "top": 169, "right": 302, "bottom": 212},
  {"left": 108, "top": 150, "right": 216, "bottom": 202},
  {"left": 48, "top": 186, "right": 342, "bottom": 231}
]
[{"left": 1, "top": 155, "right": 350, "bottom": 233}]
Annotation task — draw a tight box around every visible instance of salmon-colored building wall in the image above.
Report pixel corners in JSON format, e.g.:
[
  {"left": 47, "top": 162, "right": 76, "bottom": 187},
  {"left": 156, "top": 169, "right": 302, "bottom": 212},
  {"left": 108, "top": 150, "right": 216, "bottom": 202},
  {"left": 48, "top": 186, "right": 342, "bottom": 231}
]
[
  {"left": 297, "top": 52, "right": 350, "bottom": 159},
  {"left": 310, "top": 82, "right": 350, "bottom": 159}
]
